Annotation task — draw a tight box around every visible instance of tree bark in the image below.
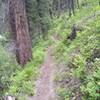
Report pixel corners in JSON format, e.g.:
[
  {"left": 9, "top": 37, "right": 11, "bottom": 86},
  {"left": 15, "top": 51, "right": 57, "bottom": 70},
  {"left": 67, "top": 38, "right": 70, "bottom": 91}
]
[
  {"left": 71, "top": 0, "right": 75, "bottom": 15},
  {"left": 68, "top": 0, "right": 72, "bottom": 17},
  {"left": 76, "top": 0, "right": 79, "bottom": 8},
  {"left": 9, "top": 0, "right": 32, "bottom": 66}
]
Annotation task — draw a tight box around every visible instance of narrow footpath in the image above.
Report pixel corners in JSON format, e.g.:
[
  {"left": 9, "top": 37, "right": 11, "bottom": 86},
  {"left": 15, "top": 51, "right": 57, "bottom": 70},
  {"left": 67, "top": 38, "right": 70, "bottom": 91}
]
[{"left": 33, "top": 45, "right": 56, "bottom": 100}]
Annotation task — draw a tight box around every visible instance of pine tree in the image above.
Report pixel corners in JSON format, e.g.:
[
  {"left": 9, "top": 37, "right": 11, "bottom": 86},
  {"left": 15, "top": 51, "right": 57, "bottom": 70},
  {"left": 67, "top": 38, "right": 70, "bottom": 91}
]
[{"left": 9, "top": 0, "right": 32, "bottom": 66}]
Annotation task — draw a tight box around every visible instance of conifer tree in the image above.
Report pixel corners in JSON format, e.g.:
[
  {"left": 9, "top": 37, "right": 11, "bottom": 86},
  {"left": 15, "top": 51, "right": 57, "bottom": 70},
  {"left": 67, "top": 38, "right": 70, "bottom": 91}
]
[{"left": 9, "top": 0, "right": 32, "bottom": 66}]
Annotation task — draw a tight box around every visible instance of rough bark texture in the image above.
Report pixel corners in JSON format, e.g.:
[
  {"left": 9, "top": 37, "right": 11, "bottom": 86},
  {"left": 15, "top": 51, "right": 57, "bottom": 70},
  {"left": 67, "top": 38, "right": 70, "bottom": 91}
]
[{"left": 9, "top": 0, "right": 32, "bottom": 66}]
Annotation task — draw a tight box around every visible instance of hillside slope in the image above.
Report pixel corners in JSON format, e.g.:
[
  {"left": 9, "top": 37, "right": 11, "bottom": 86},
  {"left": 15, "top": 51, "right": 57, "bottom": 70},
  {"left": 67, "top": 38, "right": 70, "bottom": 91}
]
[{"left": 52, "top": 2, "right": 100, "bottom": 100}]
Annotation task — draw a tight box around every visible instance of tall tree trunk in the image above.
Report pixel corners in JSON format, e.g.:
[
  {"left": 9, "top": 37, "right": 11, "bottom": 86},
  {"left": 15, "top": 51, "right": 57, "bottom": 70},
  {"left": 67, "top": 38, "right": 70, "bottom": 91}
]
[
  {"left": 68, "top": 0, "right": 72, "bottom": 17},
  {"left": 76, "top": 0, "right": 79, "bottom": 8},
  {"left": 57, "top": 0, "right": 61, "bottom": 17},
  {"left": 9, "top": 0, "right": 32, "bottom": 66},
  {"left": 71, "top": 0, "right": 75, "bottom": 15}
]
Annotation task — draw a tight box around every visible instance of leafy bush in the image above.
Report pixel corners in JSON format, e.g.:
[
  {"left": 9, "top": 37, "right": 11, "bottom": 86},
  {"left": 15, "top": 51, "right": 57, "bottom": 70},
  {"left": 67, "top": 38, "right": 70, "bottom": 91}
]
[
  {"left": 74, "top": 55, "right": 85, "bottom": 79},
  {"left": 53, "top": 1, "right": 100, "bottom": 99},
  {"left": 6, "top": 38, "right": 51, "bottom": 99},
  {"left": 0, "top": 43, "right": 20, "bottom": 98},
  {"left": 81, "top": 59, "right": 100, "bottom": 100},
  {"left": 57, "top": 87, "right": 71, "bottom": 100}
]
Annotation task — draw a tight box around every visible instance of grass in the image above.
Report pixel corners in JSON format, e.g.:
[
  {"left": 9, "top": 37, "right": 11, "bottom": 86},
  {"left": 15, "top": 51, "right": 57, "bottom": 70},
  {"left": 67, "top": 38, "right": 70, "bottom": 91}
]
[
  {"left": 49, "top": 0, "right": 100, "bottom": 38},
  {"left": 1, "top": 0, "right": 100, "bottom": 99},
  {"left": 53, "top": 0, "right": 100, "bottom": 99},
  {"left": 6, "top": 37, "right": 53, "bottom": 99}
]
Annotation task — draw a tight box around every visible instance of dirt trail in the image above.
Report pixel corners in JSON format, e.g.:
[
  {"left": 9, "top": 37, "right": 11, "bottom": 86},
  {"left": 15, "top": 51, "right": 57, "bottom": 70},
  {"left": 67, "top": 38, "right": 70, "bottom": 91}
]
[{"left": 33, "top": 45, "right": 56, "bottom": 100}]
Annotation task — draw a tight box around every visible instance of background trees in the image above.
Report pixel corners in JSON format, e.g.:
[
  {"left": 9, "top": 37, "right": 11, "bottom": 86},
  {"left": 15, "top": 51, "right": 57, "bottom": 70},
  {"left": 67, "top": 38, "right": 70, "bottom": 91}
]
[
  {"left": 24, "top": 0, "right": 78, "bottom": 38},
  {"left": 25, "top": 0, "right": 52, "bottom": 39},
  {"left": 0, "top": 0, "right": 99, "bottom": 99},
  {"left": 2, "top": 0, "right": 79, "bottom": 65}
]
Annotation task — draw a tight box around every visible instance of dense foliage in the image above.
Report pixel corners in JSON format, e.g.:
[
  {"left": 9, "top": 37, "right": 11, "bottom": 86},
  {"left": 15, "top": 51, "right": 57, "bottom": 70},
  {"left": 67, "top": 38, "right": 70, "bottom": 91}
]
[
  {"left": 0, "top": 0, "right": 100, "bottom": 99},
  {"left": 53, "top": 1, "right": 100, "bottom": 99},
  {"left": 0, "top": 43, "right": 20, "bottom": 99}
]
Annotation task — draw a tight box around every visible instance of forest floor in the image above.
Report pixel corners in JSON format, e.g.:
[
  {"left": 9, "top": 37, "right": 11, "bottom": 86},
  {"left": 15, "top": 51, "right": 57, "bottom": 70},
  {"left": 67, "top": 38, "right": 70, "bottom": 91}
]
[
  {"left": 27, "top": 4, "right": 100, "bottom": 100},
  {"left": 33, "top": 45, "right": 56, "bottom": 100},
  {"left": 27, "top": 11, "right": 100, "bottom": 100}
]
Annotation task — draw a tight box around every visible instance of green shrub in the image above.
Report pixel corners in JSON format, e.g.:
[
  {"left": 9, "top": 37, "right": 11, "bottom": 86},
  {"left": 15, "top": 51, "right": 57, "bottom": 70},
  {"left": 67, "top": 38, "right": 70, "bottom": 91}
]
[
  {"left": 74, "top": 55, "right": 85, "bottom": 78},
  {"left": 6, "top": 38, "right": 50, "bottom": 99},
  {"left": 0, "top": 43, "right": 20, "bottom": 97},
  {"left": 57, "top": 87, "right": 71, "bottom": 100},
  {"left": 81, "top": 59, "right": 100, "bottom": 100},
  {"left": 53, "top": 1, "right": 100, "bottom": 99}
]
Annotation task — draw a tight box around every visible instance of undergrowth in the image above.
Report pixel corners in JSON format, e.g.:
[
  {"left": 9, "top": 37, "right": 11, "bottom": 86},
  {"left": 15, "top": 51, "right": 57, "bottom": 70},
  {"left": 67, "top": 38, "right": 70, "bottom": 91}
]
[
  {"left": 53, "top": 1, "right": 100, "bottom": 99},
  {"left": 0, "top": 0, "right": 99, "bottom": 100},
  {"left": 5, "top": 38, "right": 52, "bottom": 99}
]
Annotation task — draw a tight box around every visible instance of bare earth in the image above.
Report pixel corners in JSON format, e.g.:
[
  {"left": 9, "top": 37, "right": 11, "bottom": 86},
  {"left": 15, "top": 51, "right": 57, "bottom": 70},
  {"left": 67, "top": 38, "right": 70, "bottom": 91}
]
[{"left": 33, "top": 45, "right": 56, "bottom": 100}]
